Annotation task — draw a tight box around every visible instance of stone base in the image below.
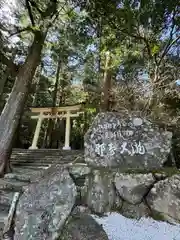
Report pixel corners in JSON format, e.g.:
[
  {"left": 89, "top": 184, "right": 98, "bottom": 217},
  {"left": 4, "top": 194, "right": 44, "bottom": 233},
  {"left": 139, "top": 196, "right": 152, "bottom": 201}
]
[
  {"left": 63, "top": 146, "right": 71, "bottom": 150},
  {"left": 29, "top": 146, "right": 38, "bottom": 149}
]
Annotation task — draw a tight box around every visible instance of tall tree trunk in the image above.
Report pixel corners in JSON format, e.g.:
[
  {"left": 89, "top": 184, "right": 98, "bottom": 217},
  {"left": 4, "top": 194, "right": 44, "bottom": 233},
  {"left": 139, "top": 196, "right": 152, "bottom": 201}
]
[
  {"left": 100, "top": 51, "right": 112, "bottom": 112},
  {"left": 0, "top": 67, "right": 8, "bottom": 98},
  {"left": 0, "top": 51, "right": 17, "bottom": 110},
  {"left": 0, "top": 31, "right": 46, "bottom": 176},
  {"left": 32, "top": 62, "right": 43, "bottom": 107},
  {"left": 0, "top": 67, "right": 9, "bottom": 113},
  {"left": 146, "top": 65, "right": 160, "bottom": 110},
  {"left": 97, "top": 17, "right": 102, "bottom": 76},
  {"left": 58, "top": 60, "right": 67, "bottom": 106},
  {"left": 45, "top": 56, "right": 61, "bottom": 148}
]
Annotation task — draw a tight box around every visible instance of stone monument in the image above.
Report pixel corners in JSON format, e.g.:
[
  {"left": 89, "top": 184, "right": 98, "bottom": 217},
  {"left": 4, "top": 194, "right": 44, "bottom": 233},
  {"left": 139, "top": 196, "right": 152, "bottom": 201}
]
[{"left": 84, "top": 111, "right": 172, "bottom": 169}]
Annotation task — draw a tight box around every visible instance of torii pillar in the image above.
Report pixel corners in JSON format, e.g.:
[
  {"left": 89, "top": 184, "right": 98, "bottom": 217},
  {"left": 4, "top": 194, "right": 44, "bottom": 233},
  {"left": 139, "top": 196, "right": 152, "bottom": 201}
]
[
  {"left": 63, "top": 110, "right": 71, "bottom": 150},
  {"left": 29, "top": 105, "right": 82, "bottom": 150},
  {"left": 29, "top": 112, "right": 43, "bottom": 149}
]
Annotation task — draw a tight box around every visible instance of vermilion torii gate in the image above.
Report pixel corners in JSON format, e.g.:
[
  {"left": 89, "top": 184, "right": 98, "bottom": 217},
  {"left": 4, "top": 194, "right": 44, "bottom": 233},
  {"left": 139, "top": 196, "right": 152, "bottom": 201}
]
[{"left": 29, "top": 104, "right": 83, "bottom": 150}]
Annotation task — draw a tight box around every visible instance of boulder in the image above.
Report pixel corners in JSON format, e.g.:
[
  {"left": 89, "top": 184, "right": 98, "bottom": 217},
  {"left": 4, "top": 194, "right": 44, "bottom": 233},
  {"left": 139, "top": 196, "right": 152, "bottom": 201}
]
[
  {"left": 0, "top": 179, "right": 27, "bottom": 192},
  {"left": 0, "top": 191, "right": 14, "bottom": 206},
  {"left": 82, "top": 170, "right": 116, "bottom": 214},
  {"left": 4, "top": 173, "right": 31, "bottom": 183},
  {"left": 120, "top": 201, "right": 150, "bottom": 219},
  {"left": 84, "top": 112, "right": 172, "bottom": 169},
  {"left": 146, "top": 175, "right": 180, "bottom": 223},
  {"left": 60, "top": 213, "right": 109, "bottom": 240},
  {"left": 115, "top": 173, "right": 155, "bottom": 204},
  {"left": 68, "top": 163, "right": 91, "bottom": 178},
  {"left": 14, "top": 165, "right": 77, "bottom": 240}
]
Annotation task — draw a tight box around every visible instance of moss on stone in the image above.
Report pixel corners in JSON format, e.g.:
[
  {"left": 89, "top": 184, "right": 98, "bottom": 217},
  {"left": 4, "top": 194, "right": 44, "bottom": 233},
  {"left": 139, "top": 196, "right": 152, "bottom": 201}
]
[
  {"left": 87, "top": 166, "right": 180, "bottom": 177},
  {"left": 151, "top": 167, "right": 180, "bottom": 177},
  {"left": 150, "top": 211, "right": 166, "bottom": 222},
  {"left": 110, "top": 203, "right": 123, "bottom": 213}
]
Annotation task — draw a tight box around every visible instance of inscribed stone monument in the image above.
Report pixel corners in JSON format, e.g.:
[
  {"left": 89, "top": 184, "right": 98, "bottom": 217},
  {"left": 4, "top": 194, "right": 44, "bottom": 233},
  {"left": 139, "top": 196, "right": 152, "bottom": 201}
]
[{"left": 84, "top": 112, "right": 172, "bottom": 169}]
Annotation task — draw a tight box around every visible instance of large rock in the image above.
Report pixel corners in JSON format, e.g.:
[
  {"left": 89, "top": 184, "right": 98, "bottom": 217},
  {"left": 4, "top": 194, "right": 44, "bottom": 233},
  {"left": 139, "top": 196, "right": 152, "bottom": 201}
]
[
  {"left": 0, "top": 191, "right": 14, "bottom": 206},
  {"left": 68, "top": 163, "right": 91, "bottom": 178},
  {"left": 4, "top": 173, "right": 31, "bottom": 183},
  {"left": 60, "top": 213, "right": 109, "bottom": 240},
  {"left": 115, "top": 173, "right": 155, "bottom": 204},
  {"left": 120, "top": 201, "right": 150, "bottom": 219},
  {"left": 0, "top": 179, "right": 27, "bottom": 192},
  {"left": 146, "top": 175, "right": 180, "bottom": 223},
  {"left": 14, "top": 165, "right": 77, "bottom": 240},
  {"left": 82, "top": 170, "right": 116, "bottom": 214},
  {"left": 84, "top": 112, "right": 172, "bottom": 169}
]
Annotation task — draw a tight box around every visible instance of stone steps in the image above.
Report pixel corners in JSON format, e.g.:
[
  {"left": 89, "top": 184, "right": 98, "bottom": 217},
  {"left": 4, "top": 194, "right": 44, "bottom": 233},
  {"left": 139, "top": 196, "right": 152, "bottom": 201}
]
[
  {"left": 12, "top": 148, "right": 82, "bottom": 155},
  {"left": 11, "top": 158, "right": 74, "bottom": 163},
  {"left": 10, "top": 149, "right": 84, "bottom": 168},
  {"left": 13, "top": 166, "right": 49, "bottom": 172}
]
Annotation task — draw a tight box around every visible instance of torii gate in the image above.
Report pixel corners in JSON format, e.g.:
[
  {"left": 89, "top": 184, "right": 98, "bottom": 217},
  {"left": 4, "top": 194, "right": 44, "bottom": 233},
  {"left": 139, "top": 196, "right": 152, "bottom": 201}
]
[{"left": 29, "top": 104, "right": 83, "bottom": 150}]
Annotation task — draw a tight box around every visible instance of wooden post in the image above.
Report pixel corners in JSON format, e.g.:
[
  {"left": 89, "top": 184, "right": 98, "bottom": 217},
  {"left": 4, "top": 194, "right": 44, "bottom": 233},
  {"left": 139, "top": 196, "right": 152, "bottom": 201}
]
[
  {"left": 3, "top": 192, "right": 20, "bottom": 239},
  {"left": 29, "top": 112, "right": 43, "bottom": 149},
  {"left": 63, "top": 110, "right": 71, "bottom": 150}
]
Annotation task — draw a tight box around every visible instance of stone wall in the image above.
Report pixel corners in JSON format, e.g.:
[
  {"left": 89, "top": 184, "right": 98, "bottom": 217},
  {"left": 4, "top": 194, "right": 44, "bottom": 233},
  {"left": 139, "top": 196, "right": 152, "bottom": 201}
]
[
  {"left": 10, "top": 111, "right": 180, "bottom": 239},
  {"left": 12, "top": 163, "right": 180, "bottom": 240},
  {"left": 69, "top": 163, "right": 180, "bottom": 224}
]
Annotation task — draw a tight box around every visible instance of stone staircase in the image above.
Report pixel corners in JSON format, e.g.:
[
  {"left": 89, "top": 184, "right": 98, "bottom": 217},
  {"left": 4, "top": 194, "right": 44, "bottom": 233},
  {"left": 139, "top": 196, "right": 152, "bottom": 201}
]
[
  {"left": 0, "top": 148, "right": 84, "bottom": 238},
  {"left": 11, "top": 148, "right": 84, "bottom": 168}
]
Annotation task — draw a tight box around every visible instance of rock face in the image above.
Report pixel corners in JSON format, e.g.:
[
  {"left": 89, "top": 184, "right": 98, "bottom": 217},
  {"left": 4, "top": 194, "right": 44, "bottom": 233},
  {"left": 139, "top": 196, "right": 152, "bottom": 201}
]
[
  {"left": 60, "top": 213, "right": 109, "bottom": 240},
  {"left": 14, "top": 165, "right": 77, "bottom": 240},
  {"left": 146, "top": 175, "right": 180, "bottom": 223},
  {"left": 115, "top": 173, "right": 155, "bottom": 204},
  {"left": 2, "top": 163, "right": 180, "bottom": 239},
  {"left": 68, "top": 163, "right": 91, "bottom": 178},
  {"left": 82, "top": 169, "right": 116, "bottom": 214},
  {"left": 120, "top": 201, "right": 150, "bottom": 219},
  {"left": 84, "top": 112, "right": 172, "bottom": 169}
]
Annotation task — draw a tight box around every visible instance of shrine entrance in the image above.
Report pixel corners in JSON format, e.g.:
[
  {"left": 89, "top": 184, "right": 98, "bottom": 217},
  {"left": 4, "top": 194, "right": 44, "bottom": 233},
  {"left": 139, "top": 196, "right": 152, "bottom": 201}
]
[{"left": 29, "top": 104, "right": 83, "bottom": 150}]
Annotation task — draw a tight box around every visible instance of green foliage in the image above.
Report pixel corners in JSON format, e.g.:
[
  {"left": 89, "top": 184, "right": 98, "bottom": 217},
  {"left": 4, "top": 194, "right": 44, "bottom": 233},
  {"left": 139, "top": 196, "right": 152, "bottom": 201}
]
[
  {"left": 0, "top": 0, "right": 179, "bottom": 149},
  {"left": 71, "top": 108, "right": 96, "bottom": 149}
]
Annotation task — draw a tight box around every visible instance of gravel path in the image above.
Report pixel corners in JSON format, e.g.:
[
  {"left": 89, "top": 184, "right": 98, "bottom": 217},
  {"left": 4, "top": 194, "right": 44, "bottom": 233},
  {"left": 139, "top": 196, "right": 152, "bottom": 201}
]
[{"left": 93, "top": 213, "right": 180, "bottom": 240}]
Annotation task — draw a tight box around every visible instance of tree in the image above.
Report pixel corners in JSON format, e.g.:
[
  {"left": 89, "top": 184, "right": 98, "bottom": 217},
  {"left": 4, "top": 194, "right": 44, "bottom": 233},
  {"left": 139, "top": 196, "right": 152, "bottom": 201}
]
[
  {"left": 81, "top": 0, "right": 180, "bottom": 108},
  {"left": 100, "top": 51, "right": 112, "bottom": 111},
  {"left": 0, "top": 0, "right": 179, "bottom": 175},
  {"left": 0, "top": 0, "right": 69, "bottom": 176}
]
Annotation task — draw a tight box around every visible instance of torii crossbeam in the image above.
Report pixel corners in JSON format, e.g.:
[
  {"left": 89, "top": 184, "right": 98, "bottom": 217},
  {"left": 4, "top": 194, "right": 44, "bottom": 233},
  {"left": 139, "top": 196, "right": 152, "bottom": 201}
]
[{"left": 29, "top": 104, "right": 83, "bottom": 150}]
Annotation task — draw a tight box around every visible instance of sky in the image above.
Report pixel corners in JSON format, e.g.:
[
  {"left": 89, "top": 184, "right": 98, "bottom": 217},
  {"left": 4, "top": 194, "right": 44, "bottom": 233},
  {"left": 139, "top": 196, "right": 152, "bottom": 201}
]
[
  {"left": 0, "top": 0, "right": 20, "bottom": 45},
  {"left": 0, "top": 0, "right": 16, "bottom": 24}
]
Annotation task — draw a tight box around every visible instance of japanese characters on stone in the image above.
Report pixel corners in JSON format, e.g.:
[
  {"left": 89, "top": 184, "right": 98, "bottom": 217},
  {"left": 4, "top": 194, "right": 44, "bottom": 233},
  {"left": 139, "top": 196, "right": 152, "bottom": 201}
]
[{"left": 94, "top": 117, "right": 146, "bottom": 157}]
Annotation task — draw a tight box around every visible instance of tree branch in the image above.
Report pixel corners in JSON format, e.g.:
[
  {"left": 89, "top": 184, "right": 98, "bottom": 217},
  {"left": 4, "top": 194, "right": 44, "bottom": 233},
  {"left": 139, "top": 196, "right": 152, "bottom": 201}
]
[
  {"left": 28, "top": 0, "right": 44, "bottom": 15},
  {"left": 47, "top": 2, "right": 68, "bottom": 28},
  {"left": 43, "top": 0, "right": 58, "bottom": 18},
  {"left": 102, "top": 16, "right": 153, "bottom": 60},
  {"left": 9, "top": 26, "right": 39, "bottom": 37},
  {"left": 160, "top": 35, "right": 180, "bottom": 64},
  {"left": 159, "top": 10, "right": 177, "bottom": 65},
  {"left": 0, "top": 52, "right": 19, "bottom": 76},
  {"left": 117, "top": 26, "right": 153, "bottom": 59},
  {"left": 25, "top": 0, "right": 35, "bottom": 26},
  {"left": 28, "top": 0, "right": 58, "bottom": 19}
]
